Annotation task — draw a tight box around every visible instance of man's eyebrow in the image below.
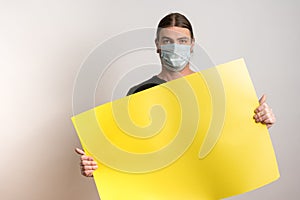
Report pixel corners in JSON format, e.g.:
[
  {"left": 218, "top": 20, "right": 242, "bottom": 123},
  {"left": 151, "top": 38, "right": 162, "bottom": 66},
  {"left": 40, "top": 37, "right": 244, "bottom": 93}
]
[
  {"left": 161, "top": 36, "right": 173, "bottom": 40},
  {"left": 177, "top": 37, "right": 189, "bottom": 40}
]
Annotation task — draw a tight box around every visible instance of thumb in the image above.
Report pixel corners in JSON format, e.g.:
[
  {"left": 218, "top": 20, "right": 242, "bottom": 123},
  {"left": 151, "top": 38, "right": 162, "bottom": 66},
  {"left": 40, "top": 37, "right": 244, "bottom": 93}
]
[
  {"left": 259, "top": 94, "right": 267, "bottom": 105},
  {"left": 75, "top": 147, "right": 85, "bottom": 155}
]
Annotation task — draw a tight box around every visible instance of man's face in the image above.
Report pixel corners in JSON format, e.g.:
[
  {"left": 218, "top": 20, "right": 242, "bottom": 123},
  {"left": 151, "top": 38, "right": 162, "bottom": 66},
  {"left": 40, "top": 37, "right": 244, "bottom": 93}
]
[
  {"left": 155, "top": 26, "right": 195, "bottom": 72},
  {"left": 156, "top": 26, "right": 194, "bottom": 49}
]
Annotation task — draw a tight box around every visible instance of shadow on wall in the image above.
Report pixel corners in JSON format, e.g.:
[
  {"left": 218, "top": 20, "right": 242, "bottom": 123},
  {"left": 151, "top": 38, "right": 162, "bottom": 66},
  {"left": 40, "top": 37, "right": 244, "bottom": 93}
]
[{"left": 2, "top": 115, "right": 99, "bottom": 200}]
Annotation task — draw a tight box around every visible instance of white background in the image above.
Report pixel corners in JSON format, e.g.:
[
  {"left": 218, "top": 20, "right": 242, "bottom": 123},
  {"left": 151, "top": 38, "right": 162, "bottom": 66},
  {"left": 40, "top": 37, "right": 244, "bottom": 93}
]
[{"left": 1, "top": 0, "right": 299, "bottom": 199}]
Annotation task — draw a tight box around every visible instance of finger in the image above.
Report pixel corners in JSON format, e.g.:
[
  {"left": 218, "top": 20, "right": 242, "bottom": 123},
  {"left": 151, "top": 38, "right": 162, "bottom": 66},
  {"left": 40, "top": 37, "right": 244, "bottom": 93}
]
[
  {"left": 256, "top": 111, "right": 275, "bottom": 124},
  {"left": 83, "top": 165, "right": 98, "bottom": 170},
  {"left": 253, "top": 114, "right": 260, "bottom": 123},
  {"left": 82, "top": 160, "right": 98, "bottom": 166},
  {"left": 258, "top": 113, "right": 271, "bottom": 122},
  {"left": 254, "top": 110, "right": 267, "bottom": 120},
  {"left": 254, "top": 110, "right": 269, "bottom": 122},
  {"left": 75, "top": 148, "right": 85, "bottom": 155},
  {"left": 80, "top": 155, "right": 95, "bottom": 162},
  {"left": 82, "top": 170, "right": 94, "bottom": 177},
  {"left": 80, "top": 155, "right": 93, "bottom": 160},
  {"left": 262, "top": 116, "right": 276, "bottom": 124},
  {"left": 254, "top": 115, "right": 264, "bottom": 123},
  {"left": 255, "top": 102, "right": 269, "bottom": 113},
  {"left": 259, "top": 94, "right": 267, "bottom": 105}
]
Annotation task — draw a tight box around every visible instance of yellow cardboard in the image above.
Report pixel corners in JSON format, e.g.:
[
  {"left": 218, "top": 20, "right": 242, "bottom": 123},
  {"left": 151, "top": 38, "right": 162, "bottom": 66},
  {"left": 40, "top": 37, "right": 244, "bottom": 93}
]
[{"left": 72, "top": 58, "right": 279, "bottom": 200}]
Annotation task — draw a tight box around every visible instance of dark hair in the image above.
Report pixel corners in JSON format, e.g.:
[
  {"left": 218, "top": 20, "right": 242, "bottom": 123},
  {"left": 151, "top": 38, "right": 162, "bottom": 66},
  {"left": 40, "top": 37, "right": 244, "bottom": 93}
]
[{"left": 156, "top": 13, "right": 194, "bottom": 40}]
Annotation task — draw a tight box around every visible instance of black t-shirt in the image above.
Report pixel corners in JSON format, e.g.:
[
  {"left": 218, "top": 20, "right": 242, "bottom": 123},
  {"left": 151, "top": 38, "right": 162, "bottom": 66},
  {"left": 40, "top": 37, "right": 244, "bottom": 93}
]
[{"left": 126, "top": 76, "right": 166, "bottom": 96}]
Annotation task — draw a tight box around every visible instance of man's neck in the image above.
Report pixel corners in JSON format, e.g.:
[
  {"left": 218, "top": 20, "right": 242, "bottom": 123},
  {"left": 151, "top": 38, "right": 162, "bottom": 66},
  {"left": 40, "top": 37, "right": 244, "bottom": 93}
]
[{"left": 157, "top": 64, "right": 195, "bottom": 82}]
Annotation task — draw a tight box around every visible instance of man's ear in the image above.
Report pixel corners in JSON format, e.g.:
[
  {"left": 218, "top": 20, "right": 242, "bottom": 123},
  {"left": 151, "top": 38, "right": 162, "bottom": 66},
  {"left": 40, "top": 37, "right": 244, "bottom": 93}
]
[
  {"left": 155, "top": 38, "right": 160, "bottom": 53},
  {"left": 191, "top": 38, "right": 195, "bottom": 53}
]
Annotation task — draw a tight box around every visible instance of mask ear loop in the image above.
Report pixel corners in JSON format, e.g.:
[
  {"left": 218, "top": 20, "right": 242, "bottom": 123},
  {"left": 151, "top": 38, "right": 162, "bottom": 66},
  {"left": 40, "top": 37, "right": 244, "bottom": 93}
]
[
  {"left": 190, "top": 48, "right": 194, "bottom": 58},
  {"left": 190, "top": 42, "right": 194, "bottom": 54}
]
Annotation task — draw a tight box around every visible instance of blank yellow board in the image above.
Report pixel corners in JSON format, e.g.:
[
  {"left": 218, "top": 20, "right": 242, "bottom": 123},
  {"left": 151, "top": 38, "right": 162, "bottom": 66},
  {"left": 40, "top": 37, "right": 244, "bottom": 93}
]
[{"left": 72, "top": 58, "right": 279, "bottom": 200}]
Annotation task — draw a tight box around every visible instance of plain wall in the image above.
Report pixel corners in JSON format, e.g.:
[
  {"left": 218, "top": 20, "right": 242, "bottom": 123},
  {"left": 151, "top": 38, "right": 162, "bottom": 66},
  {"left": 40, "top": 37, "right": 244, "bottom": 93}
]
[{"left": 1, "top": 0, "right": 299, "bottom": 199}]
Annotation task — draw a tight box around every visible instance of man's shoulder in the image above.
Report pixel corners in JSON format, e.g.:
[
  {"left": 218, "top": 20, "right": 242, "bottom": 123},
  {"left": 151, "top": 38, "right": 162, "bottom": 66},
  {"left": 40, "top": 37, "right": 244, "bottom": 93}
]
[{"left": 126, "top": 76, "right": 166, "bottom": 96}]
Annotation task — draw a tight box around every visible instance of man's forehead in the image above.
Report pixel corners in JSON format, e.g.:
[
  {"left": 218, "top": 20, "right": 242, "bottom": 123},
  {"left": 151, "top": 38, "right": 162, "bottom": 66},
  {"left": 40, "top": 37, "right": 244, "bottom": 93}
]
[{"left": 159, "top": 27, "right": 191, "bottom": 38}]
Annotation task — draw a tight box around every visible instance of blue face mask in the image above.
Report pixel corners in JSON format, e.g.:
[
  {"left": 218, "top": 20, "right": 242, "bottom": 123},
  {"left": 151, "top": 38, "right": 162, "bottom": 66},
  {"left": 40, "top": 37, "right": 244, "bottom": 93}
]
[{"left": 160, "top": 43, "right": 191, "bottom": 72}]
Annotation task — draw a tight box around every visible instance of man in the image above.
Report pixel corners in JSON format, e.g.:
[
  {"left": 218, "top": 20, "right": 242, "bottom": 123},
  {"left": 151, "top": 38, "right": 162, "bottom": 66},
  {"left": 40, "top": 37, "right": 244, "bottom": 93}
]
[{"left": 75, "top": 12, "right": 276, "bottom": 177}]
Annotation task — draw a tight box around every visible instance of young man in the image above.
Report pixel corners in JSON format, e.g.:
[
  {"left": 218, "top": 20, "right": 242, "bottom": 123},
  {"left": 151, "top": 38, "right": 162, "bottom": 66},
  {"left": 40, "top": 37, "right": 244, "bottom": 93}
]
[{"left": 75, "top": 12, "right": 276, "bottom": 177}]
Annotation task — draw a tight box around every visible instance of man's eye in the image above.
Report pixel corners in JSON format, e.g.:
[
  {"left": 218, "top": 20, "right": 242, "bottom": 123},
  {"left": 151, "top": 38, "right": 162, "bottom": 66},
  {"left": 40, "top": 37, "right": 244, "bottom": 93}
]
[
  {"left": 179, "top": 39, "right": 188, "bottom": 44},
  {"left": 162, "top": 39, "right": 171, "bottom": 44}
]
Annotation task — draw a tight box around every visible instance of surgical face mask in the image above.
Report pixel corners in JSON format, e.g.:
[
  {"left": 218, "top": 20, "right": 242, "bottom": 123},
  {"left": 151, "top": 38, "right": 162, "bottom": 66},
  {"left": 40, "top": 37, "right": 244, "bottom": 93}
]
[{"left": 160, "top": 43, "right": 191, "bottom": 72}]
